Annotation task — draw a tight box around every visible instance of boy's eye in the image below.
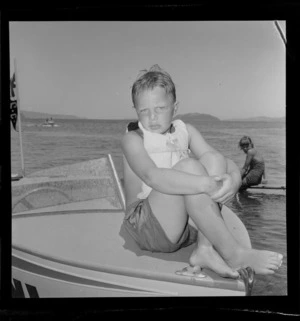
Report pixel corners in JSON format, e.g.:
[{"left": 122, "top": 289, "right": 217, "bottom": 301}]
[
  {"left": 156, "top": 106, "right": 168, "bottom": 113},
  {"left": 139, "top": 109, "right": 148, "bottom": 114},
  {"left": 138, "top": 106, "right": 169, "bottom": 115}
]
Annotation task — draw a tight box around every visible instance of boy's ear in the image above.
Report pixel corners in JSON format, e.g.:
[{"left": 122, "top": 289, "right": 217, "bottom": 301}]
[{"left": 173, "top": 101, "right": 179, "bottom": 116}]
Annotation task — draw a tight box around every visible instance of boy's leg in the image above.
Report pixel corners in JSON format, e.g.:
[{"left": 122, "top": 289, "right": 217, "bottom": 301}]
[
  {"left": 148, "top": 158, "right": 240, "bottom": 278},
  {"left": 176, "top": 158, "right": 242, "bottom": 277},
  {"left": 149, "top": 158, "right": 282, "bottom": 276},
  {"left": 148, "top": 153, "right": 225, "bottom": 243},
  {"left": 147, "top": 153, "right": 226, "bottom": 244},
  {"left": 147, "top": 186, "right": 188, "bottom": 245}
]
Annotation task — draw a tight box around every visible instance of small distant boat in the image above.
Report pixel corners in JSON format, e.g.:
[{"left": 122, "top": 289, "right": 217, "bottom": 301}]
[
  {"left": 11, "top": 173, "right": 23, "bottom": 181},
  {"left": 41, "top": 118, "right": 59, "bottom": 127}
]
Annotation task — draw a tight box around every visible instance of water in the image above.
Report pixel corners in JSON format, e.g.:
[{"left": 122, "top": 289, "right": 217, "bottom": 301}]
[{"left": 11, "top": 118, "right": 286, "bottom": 296}]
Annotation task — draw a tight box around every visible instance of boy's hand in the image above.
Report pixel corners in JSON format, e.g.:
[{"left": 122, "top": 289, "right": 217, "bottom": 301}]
[
  {"left": 210, "top": 174, "right": 237, "bottom": 204},
  {"left": 204, "top": 176, "right": 223, "bottom": 198}
]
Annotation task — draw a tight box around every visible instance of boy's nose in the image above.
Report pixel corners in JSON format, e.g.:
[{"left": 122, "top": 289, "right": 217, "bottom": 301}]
[{"left": 149, "top": 112, "right": 158, "bottom": 120}]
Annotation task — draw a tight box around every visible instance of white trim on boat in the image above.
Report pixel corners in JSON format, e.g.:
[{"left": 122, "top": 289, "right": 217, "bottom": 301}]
[{"left": 108, "top": 154, "right": 126, "bottom": 210}]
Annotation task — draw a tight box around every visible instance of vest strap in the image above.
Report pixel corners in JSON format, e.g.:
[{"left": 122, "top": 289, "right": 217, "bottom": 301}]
[{"left": 127, "top": 121, "right": 143, "bottom": 138}]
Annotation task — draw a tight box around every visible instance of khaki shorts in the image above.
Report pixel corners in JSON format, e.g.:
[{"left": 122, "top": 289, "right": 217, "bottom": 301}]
[{"left": 123, "top": 198, "right": 198, "bottom": 253}]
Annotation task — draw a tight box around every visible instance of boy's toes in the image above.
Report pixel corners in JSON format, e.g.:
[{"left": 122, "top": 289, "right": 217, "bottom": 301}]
[
  {"left": 268, "top": 263, "right": 280, "bottom": 271},
  {"left": 277, "top": 254, "right": 283, "bottom": 266},
  {"left": 277, "top": 253, "right": 283, "bottom": 262}
]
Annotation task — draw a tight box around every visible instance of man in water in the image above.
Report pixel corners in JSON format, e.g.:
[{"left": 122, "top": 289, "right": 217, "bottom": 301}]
[{"left": 239, "top": 136, "right": 266, "bottom": 191}]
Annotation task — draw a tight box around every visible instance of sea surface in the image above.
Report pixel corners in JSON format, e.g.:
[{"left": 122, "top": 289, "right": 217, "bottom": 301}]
[{"left": 11, "top": 118, "right": 286, "bottom": 296}]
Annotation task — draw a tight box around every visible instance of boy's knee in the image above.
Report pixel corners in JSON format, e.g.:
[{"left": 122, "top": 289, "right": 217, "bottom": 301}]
[
  {"left": 200, "top": 151, "right": 225, "bottom": 167},
  {"left": 173, "top": 158, "right": 208, "bottom": 175},
  {"left": 200, "top": 151, "right": 226, "bottom": 176}
]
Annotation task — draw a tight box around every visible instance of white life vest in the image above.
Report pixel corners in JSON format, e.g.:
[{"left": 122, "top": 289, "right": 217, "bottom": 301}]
[{"left": 137, "top": 119, "right": 190, "bottom": 199}]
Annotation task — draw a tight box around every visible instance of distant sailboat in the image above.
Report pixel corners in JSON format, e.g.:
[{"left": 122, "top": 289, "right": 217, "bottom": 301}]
[
  {"left": 42, "top": 117, "right": 59, "bottom": 127},
  {"left": 11, "top": 173, "right": 23, "bottom": 181}
]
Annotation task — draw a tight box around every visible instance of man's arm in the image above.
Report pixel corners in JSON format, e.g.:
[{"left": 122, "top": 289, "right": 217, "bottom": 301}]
[
  {"left": 121, "top": 131, "right": 220, "bottom": 196},
  {"left": 241, "top": 150, "right": 254, "bottom": 177}
]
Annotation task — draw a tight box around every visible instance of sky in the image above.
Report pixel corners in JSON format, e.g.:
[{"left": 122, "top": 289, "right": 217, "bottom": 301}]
[{"left": 9, "top": 21, "right": 286, "bottom": 120}]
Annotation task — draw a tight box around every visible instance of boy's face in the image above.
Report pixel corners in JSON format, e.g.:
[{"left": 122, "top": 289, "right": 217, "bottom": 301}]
[{"left": 134, "top": 86, "right": 177, "bottom": 134}]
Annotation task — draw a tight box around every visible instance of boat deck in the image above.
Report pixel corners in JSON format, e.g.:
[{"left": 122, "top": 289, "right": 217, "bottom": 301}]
[
  {"left": 12, "top": 199, "right": 246, "bottom": 295},
  {"left": 12, "top": 156, "right": 247, "bottom": 296}
]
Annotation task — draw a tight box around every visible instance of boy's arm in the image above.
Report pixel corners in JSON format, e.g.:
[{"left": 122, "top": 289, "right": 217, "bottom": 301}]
[
  {"left": 121, "top": 131, "right": 220, "bottom": 196},
  {"left": 186, "top": 123, "right": 220, "bottom": 157},
  {"left": 226, "top": 158, "right": 242, "bottom": 190},
  {"left": 186, "top": 123, "right": 227, "bottom": 175},
  {"left": 210, "top": 158, "right": 242, "bottom": 204},
  {"left": 186, "top": 123, "right": 241, "bottom": 203}
]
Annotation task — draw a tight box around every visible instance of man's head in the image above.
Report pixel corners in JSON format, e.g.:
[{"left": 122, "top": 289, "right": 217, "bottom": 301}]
[{"left": 239, "top": 136, "right": 254, "bottom": 151}]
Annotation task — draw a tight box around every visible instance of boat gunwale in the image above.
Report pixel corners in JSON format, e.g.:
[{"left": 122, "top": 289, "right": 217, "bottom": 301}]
[
  {"left": 12, "top": 207, "right": 123, "bottom": 218},
  {"left": 12, "top": 247, "right": 245, "bottom": 293}
]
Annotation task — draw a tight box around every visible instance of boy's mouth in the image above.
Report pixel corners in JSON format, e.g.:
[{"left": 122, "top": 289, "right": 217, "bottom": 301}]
[{"left": 149, "top": 124, "right": 161, "bottom": 130}]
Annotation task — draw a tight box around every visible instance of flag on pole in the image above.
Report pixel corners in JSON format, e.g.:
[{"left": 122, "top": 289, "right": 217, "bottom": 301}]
[
  {"left": 10, "top": 73, "right": 18, "bottom": 131},
  {"left": 11, "top": 59, "right": 25, "bottom": 177}
]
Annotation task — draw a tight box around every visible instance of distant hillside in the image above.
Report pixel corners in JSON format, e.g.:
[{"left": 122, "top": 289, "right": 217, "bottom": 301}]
[
  {"left": 175, "top": 113, "right": 221, "bottom": 122},
  {"left": 224, "top": 116, "right": 285, "bottom": 122},
  {"left": 20, "top": 110, "right": 284, "bottom": 122},
  {"left": 21, "top": 110, "right": 82, "bottom": 120}
]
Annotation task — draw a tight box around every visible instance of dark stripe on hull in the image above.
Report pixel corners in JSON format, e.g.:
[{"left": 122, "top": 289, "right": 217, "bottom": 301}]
[
  {"left": 12, "top": 279, "right": 25, "bottom": 298},
  {"left": 12, "top": 256, "right": 156, "bottom": 295},
  {"left": 26, "top": 284, "right": 40, "bottom": 298}
]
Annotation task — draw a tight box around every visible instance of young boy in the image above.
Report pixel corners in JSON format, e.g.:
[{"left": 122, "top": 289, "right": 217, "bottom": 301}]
[{"left": 121, "top": 65, "right": 282, "bottom": 278}]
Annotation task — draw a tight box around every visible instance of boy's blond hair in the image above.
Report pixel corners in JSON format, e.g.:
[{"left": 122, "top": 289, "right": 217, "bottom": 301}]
[{"left": 131, "top": 64, "right": 176, "bottom": 106}]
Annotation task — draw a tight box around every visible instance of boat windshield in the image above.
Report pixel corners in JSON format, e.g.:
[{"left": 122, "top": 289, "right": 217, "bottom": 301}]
[{"left": 11, "top": 156, "right": 124, "bottom": 213}]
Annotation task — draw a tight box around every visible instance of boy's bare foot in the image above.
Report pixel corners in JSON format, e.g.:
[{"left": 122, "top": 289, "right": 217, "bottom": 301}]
[
  {"left": 227, "top": 248, "right": 283, "bottom": 275},
  {"left": 190, "top": 243, "right": 283, "bottom": 278},
  {"left": 189, "top": 244, "right": 240, "bottom": 278}
]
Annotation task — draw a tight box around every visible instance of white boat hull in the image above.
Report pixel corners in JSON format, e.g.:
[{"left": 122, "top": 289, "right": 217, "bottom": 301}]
[
  {"left": 13, "top": 252, "right": 244, "bottom": 297},
  {"left": 12, "top": 206, "right": 246, "bottom": 297},
  {"left": 12, "top": 156, "right": 249, "bottom": 297}
]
